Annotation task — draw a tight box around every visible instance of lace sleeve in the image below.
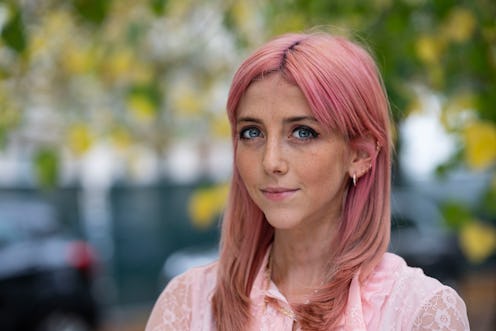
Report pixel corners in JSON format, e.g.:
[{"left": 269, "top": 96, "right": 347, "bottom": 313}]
[
  {"left": 411, "top": 287, "right": 470, "bottom": 331},
  {"left": 145, "top": 273, "right": 193, "bottom": 331}
]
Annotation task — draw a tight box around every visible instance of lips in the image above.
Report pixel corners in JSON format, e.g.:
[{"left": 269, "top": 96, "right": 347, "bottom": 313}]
[{"left": 260, "top": 187, "right": 299, "bottom": 201}]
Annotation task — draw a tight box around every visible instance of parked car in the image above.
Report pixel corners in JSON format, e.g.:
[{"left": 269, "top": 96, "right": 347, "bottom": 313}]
[
  {"left": 0, "top": 198, "right": 100, "bottom": 331},
  {"left": 389, "top": 188, "right": 465, "bottom": 284},
  {"left": 159, "top": 188, "right": 465, "bottom": 288}
]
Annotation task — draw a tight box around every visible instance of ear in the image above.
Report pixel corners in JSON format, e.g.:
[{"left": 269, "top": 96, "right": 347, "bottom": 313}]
[{"left": 348, "top": 136, "right": 376, "bottom": 181}]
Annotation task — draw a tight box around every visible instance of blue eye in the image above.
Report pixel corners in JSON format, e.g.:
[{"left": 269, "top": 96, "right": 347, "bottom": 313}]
[
  {"left": 292, "top": 126, "right": 318, "bottom": 140},
  {"left": 240, "top": 127, "right": 262, "bottom": 139}
]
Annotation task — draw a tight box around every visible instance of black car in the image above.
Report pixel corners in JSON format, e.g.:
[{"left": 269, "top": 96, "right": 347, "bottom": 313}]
[
  {"left": 389, "top": 188, "right": 465, "bottom": 284},
  {"left": 0, "top": 198, "right": 100, "bottom": 331}
]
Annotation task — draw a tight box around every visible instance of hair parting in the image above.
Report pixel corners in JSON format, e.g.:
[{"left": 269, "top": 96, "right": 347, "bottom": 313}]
[{"left": 279, "top": 39, "right": 303, "bottom": 70}]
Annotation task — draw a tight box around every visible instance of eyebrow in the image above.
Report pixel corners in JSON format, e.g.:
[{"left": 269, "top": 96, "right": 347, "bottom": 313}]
[{"left": 237, "top": 116, "right": 318, "bottom": 124}]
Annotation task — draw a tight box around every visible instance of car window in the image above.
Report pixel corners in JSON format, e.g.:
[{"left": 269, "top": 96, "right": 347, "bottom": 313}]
[
  {"left": 0, "top": 201, "right": 59, "bottom": 245},
  {"left": 0, "top": 219, "right": 24, "bottom": 246}
]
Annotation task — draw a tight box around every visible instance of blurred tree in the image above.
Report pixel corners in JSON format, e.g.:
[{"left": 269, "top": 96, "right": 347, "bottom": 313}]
[
  {"left": 0, "top": 0, "right": 495, "bottom": 262},
  {"left": 0, "top": 0, "right": 247, "bottom": 184}
]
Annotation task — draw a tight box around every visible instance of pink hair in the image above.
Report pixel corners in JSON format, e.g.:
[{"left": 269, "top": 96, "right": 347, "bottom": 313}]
[{"left": 212, "top": 32, "right": 392, "bottom": 330}]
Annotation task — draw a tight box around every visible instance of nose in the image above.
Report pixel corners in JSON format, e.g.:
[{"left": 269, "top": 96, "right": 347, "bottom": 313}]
[{"left": 262, "top": 138, "right": 288, "bottom": 175}]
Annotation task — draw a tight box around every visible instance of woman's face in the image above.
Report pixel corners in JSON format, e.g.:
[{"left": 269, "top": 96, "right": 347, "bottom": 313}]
[{"left": 235, "top": 74, "right": 356, "bottom": 231}]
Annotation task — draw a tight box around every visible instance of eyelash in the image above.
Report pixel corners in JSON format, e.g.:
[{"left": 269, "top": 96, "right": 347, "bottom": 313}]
[
  {"left": 291, "top": 126, "right": 319, "bottom": 140},
  {"left": 239, "top": 126, "right": 263, "bottom": 140},
  {"left": 238, "top": 126, "right": 319, "bottom": 141}
]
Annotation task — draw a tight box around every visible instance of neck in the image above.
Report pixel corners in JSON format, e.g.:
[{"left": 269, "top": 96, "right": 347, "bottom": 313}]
[{"left": 270, "top": 220, "right": 336, "bottom": 303}]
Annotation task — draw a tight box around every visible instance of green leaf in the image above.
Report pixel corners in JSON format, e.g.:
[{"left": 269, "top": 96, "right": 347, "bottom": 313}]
[
  {"left": 441, "top": 201, "right": 472, "bottom": 231},
  {"left": 71, "top": 0, "right": 112, "bottom": 25},
  {"left": 34, "top": 149, "right": 59, "bottom": 188},
  {"left": 128, "top": 83, "right": 161, "bottom": 110},
  {"left": 435, "top": 148, "right": 464, "bottom": 178},
  {"left": 1, "top": 4, "right": 26, "bottom": 53},
  {"left": 150, "top": 0, "right": 169, "bottom": 15}
]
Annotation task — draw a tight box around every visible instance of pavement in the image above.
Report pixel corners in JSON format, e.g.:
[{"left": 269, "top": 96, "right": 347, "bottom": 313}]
[{"left": 97, "top": 304, "right": 150, "bottom": 331}]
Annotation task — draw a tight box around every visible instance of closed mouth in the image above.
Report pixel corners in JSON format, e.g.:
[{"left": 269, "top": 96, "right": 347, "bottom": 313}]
[
  {"left": 261, "top": 187, "right": 299, "bottom": 193},
  {"left": 260, "top": 187, "right": 299, "bottom": 201}
]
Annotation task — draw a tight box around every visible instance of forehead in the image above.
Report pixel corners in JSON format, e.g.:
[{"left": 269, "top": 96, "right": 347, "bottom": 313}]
[{"left": 236, "top": 73, "right": 313, "bottom": 119}]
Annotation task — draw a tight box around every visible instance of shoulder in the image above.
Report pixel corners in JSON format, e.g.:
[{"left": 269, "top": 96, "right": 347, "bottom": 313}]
[
  {"left": 360, "top": 253, "right": 437, "bottom": 317},
  {"left": 380, "top": 252, "right": 445, "bottom": 298},
  {"left": 166, "top": 260, "right": 219, "bottom": 294},
  {"left": 410, "top": 286, "right": 469, "bottom": 331},
  {"left": 145, "top": 261, "right": 218, "bottom": 331},
  {"left": 365, "top": 253, "right": 469, "bottom": 330}
]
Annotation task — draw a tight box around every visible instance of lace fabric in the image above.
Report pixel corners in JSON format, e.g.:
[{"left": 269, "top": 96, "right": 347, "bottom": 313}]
[
  {"left": 144, "top": 252, "right": 470, "bottom": 331},
  {"left": 412, "top": 287, "right": 470, "bottom": 331},
  {"left": 145, "top": 272, "right": 193, "bottom": 330}
]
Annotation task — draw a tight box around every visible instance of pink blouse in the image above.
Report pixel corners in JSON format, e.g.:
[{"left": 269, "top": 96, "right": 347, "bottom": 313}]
[{"left": 145, "top": 251, "right": 469, "bottom": 330}]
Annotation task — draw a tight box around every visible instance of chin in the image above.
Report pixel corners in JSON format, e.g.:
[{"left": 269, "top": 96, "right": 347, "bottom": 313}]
[{"left": 264, "top": 213, "right": 303, "bottom": 230}]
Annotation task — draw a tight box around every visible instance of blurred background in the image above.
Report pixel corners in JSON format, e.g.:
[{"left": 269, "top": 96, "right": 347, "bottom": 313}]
[{"left": 0, "top": 0, "right": 494, "bottom": 330}]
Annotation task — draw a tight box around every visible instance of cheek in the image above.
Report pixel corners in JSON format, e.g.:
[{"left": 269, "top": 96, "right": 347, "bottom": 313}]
[
  {"left": 301, "top": 151, "right": 348, "bottom": 185},
  {"left": 235, "top": 149, "right": 256, "bottom": 185}
]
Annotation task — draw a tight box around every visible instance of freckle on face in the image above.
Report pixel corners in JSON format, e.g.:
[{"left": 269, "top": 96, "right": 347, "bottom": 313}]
[{"left": 235, "top": 74, "right": 352, "bottom": 231}]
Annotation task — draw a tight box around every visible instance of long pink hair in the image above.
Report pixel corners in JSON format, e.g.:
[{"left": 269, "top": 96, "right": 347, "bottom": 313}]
[{"left": 212, "top": 32, "right": 392, "bottom": 330}]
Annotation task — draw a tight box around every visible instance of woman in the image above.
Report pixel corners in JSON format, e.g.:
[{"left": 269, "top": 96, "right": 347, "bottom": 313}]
[{"left": 146, "top": 32, "right": 469, "bottom": 330}]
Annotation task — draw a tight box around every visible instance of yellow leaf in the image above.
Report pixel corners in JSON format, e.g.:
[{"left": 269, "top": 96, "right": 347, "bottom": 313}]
[
  {"left": 0, "top": 93, "right": 20, "bottom": 127},
  {"left": 415, "top": 35, "right": 444, "bottom": 64},
  {"left": 459, "top": 221, "right": 496, "bottom": 263},
  {"left": 29, "top": 33, "right": 47, "bottom": 58},
  {"left": 271, "top": 12, "right": 306, "bottom": 36},
  {"left": 463, "top": 121, "right": 496, "bottom": 170},
  {"left": 231, "top": 1, "right": 251, "bottom": 26},
  {"left": 28, "top": 10, "right": 73, "bottom": 58},
  {"left": 443, "top": 7, "right": 476, "bottom": 43},
  {"left": 231, "top": 0, "right": 262, "bottom": 36},
  {"left": 131, "top": 63, "right": 154, "bottom": 84},
  {"left": 172, "top": 86, "right": 204, "bottom": 116},
  {"left": 188, "top": 184, "right": 229, "bottom": 229},
  {"left": 213, "top": 184, "right": 229, "bottom": 207},
  {"left": 110, "top": 127, "right": 132, "bottom": 150},
  {"left": 188, "top": 189, "right": 217, "bottom": 229},
  {"left": 168, "top": 0, "right": 192, "bottom": 17},
  {"left": 103, "top": 48, "right": 134, "bottom": 82},
  {"left": 441, "top": 93, "right": 476, "bottom": 131},
  {"left": 210, "top": 115, "right": 231, "bottom": 138},
  {"left": 62, "top": 46, "right": 94, "bottom": 74},
  {"left": 68, "top": 124, "right": 93, "bottom": 155},
  {"left": 127, "top": 94, "right": 156, "bottom": 122}
]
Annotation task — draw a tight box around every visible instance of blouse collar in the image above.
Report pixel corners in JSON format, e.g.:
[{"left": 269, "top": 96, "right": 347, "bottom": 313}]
[{"left": 249, "top": 246, "right": 404, "bottom": 330}]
